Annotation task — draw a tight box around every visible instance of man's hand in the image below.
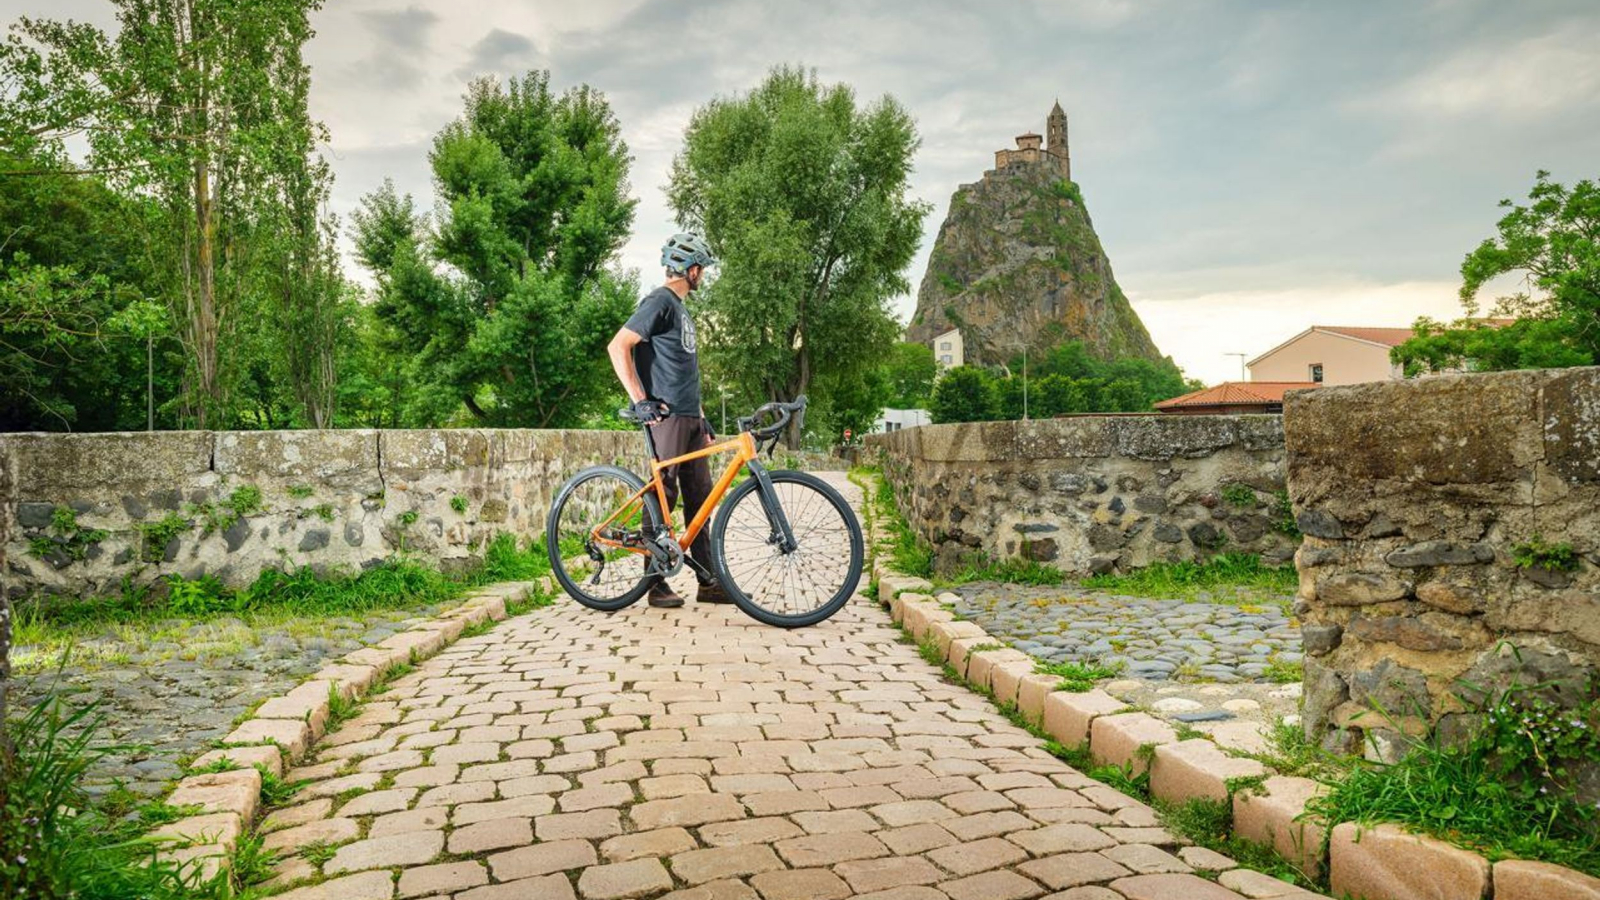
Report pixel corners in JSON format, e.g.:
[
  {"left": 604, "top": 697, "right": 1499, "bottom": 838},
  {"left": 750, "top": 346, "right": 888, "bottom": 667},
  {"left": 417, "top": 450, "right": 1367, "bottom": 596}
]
[
  {"left": 702, "top": 417, "right": 716, "bottom": 447},
  {"left": 632, "top": 398, "right": 669, "bottom": 425}
]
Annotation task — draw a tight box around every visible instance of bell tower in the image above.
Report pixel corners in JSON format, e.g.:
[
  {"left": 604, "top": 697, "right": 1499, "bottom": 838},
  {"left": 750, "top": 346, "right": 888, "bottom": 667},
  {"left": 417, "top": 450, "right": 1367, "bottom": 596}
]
[{"left": 1046, "top": 99, "right": 1070, "bottom": 180}]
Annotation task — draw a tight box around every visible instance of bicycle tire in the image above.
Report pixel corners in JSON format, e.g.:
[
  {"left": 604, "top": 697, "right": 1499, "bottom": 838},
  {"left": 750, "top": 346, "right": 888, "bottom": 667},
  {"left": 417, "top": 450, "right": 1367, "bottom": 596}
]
[
  {"left": 546, "top": 465, "right": 663, "bottom": 612},
  {"left": 710, "top": 470, "right": 863, "bottom": 628}
]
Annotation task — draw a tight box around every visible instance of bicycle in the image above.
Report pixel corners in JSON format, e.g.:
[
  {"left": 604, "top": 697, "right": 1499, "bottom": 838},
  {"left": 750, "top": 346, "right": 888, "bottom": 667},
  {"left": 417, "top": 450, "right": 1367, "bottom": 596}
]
[{"left": 545, "top": 395, "right": 864, "bottom": 628}]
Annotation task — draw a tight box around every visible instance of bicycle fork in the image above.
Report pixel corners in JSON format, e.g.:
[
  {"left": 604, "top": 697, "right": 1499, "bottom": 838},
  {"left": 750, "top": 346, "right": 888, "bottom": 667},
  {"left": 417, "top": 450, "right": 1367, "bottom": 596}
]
[{"left": 747, "top": 460, "right": 798, "bottom": 554}]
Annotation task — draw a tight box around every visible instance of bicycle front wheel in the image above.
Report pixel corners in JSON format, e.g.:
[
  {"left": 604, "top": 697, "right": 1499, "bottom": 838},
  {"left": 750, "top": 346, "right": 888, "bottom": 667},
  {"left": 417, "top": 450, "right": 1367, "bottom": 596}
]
[
  {"left": 710, "top": 470, "right": 863, "bottom": 628},
  {"left": 546, "top": 465, "right": 662, "bottom": 612}
]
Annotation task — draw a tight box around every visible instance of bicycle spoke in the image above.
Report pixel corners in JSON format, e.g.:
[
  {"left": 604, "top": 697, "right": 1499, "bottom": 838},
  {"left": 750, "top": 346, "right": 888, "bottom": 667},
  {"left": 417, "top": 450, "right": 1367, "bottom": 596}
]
[{"left": 719, "top": 477, "right": 857, "bottom": 621}]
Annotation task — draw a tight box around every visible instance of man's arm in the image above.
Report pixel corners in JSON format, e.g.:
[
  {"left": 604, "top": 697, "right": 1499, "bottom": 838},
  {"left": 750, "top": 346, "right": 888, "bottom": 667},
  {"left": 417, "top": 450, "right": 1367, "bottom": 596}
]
[{"left": 607, "top": 327, "right": 651, "bottom": 405}]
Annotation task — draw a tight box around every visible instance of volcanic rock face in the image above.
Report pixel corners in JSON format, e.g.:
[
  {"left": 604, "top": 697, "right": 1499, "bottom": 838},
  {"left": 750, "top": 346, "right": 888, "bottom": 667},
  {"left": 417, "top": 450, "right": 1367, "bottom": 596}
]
[{"left": 906, "top": 160, "right": 1164, "bottom": 366}]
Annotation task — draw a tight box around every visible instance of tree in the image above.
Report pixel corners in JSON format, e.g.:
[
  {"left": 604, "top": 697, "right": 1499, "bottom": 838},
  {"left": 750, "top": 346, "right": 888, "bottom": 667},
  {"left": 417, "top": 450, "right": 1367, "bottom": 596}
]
[
  {"left": 668, "top": 66, "right": 930, "bottom": 445},
  {"left": 930, "top": 366, "right": 1001, "bottom": 424},
  {"left": 354, "top": 74, "right": 638, "bottom": 427},
  {"left": 1393, "top": 171, "right": 1600, "bottom": 375},
  {"left": 4, "top": 0, "right": 334, "bottom": 428},
  {"left": 885, "top": 341, "right": 937, "bottom": 408}
]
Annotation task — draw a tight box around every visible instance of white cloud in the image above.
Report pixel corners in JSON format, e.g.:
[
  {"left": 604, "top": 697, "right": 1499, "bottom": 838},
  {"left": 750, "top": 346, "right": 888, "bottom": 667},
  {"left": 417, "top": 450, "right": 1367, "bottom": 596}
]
[{"left": 1359, "top": 23, "right": 1600, "bottom": 120}]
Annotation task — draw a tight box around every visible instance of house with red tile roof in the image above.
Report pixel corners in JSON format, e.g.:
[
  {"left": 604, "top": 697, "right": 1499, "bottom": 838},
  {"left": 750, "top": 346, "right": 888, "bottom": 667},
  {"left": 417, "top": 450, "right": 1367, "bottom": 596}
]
[
  {"left": 1245, "top": 325, "right": 1419, "bottom": 386},
  {"left": 1154, "top": 381, "right": 1317, "bottom": 415}
]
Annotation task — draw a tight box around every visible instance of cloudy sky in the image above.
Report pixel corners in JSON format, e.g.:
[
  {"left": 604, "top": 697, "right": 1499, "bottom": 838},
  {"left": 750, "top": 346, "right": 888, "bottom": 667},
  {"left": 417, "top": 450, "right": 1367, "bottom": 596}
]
[{"left": 12, "top": 0, "right": 1600, "bottom": 383}]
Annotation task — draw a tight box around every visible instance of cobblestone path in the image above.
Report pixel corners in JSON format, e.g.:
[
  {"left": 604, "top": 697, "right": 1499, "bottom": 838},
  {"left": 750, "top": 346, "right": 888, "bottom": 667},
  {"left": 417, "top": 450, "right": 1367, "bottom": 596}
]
[
  {"left": 15, "top": 602, "right": 459, "bottom": 796},
  {"left": 261, "top": 475, "right": 1325, "bottom": 900},
  {"left": 946, "top": 585, "right": 1300, "bottom": 683}
]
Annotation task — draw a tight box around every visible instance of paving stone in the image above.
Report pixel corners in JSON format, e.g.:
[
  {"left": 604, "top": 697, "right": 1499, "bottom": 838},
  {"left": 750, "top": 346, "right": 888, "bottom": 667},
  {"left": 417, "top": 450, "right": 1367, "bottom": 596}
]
[
  {"left": 1015, "top": 852, "right": 1133, "bottom": 890},
  {"left": 325, "top": 829, "right": 444, "bottom": 874},
  {"left": 487, "top": 839, "right": 599, "bottom": 881},
  {"left": 658, "top": 880, "right": 760, "bottom": 900},
  {"left": 337, "top": 788, "right": 416, "bottom": 816},
  {"left": 261, "top": 818, "right": 360, "bottom": 853},
  {"left": 1491, "top": 860, "right": 1600, "bottom": 900},
  {"left": 369, "top": 807, "right": 449, "bottom": 838},
  {"left": 701, "top": 817, "right": 806, "bottom": 847},
  {"left": 1232, "top": 776, "right": 1327, "bottom": 879},
  {"left": 262, "top": 798, "right": 333, "bottom": 833},
  {"left": 1108, "top": 873, "right": 1252, "bottom": 900},
  {"left": 834, "top": 856, "right": 944, "bottom": 893},
  {"left": 1217, "top": 868, "right": 1327, "bottom": 899},
  {"left": 670, "top": 844, "right": 786, "bottom": 884},
  {"left": 561, "top": 782, "right": 635, "bottom": 811},
  {"left": 447, "top": 816, "right": 533, "bottom": 854},
  {"left": 748, "top": 867, "right": 853, "bottom": 900},
  {"left": 274, "top": 870, "right": 397, "bottom": 900},
  {"left": 1329, "top": 822, "right": 1489, "bottom": 900},
  {"left": 458, "top": 874, "right": 577, "bottom": 900},
  {"left": 876, "top": 823, "right": 959, "bottom": 855},
  {"left": 631, "top": 793, "right": 747, "bottom": 829},
  {"left": 1088, "top": 713, "right": 1178, "bottom": 776},
  {"left": 1148, "top": 739, "right": 1267, "bottom": 805},
  {"left": 398, "top": 861, "right": 488, "bottom": 898},
  {"left": 940, "top": 869, "right": 1047, "bottom": 900},
  {"left": 923, "top": 835, "right": 1029, "bottom": 877},
  {"left": 1043, "top": 690, "right": 1128, "bottom": 749},
  {"left": 1100, "top": 844, "right": 1192, "bottom": 875},
  {"left": 774, "top": 831, "right": 890, "bottom": 868},
  {"left": 452, "top": 794, "right": 556, "bottom": 826},
  {"left": 600, "top": 827, "right": 698, "bottom": 862},
  {"left": 577, "top": 858, "right": 675, "bottom": 899},
  {"left": 1007, "top": 823, "right": 1118, "bottom": 855}
]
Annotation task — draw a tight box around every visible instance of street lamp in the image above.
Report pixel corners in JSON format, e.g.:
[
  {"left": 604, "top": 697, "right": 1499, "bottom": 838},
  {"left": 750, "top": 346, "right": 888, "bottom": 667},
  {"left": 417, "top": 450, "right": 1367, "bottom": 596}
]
[{"left": 1225, "top": 352, "right": 1247, "bottom": 382}]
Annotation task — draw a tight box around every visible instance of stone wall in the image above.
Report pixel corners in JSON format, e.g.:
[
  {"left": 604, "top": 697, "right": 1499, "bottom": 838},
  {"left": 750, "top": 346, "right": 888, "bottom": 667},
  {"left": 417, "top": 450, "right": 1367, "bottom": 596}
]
[
  {"left": 864, "top": 415, "right": 1298, "bottom": 575},
  {"left": 1285, "top": 368, "right": 1599, "bottom": 776},
  {"left": 0, "top": 429, "right": 646, "bottom": 598}
]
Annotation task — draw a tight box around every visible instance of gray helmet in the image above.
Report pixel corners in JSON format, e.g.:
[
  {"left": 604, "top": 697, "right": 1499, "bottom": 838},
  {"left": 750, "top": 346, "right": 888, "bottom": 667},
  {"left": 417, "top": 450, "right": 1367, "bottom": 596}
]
[{"left": 661, "top": 232, "right": 717, "bottom": 276}]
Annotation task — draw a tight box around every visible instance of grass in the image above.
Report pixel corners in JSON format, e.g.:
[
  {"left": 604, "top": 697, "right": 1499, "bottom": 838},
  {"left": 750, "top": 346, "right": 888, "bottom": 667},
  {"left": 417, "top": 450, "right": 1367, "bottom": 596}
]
[
  {"left": 1306, "top": 684, "right": 1600, "bottom": 876},
  {"left": 1262, "top": 655, "right": 1303, "bottom": 684},
  {"left": 1080, "top": 552, "right": 1297, "bottom": 602},
  {"left": 937, "top": 551, "right": 1065, "bottom": 587},
  {"left": 13, "top": 530, "right": 553, "bottom": 673},
  {"left": 1035, "top": 658, "right": 1123, "bottom": 692},
  {"left": 1156, "top": 795, "right": 1317, "bottom": 887},
  {"left": 0, "top": 696, "right": 234, "bottom": 898}
]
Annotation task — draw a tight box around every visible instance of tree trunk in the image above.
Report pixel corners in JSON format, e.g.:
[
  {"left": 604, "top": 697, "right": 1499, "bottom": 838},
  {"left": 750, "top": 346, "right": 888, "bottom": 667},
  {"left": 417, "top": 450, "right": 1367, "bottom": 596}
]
[
  {"left": 0, "top": 441, "right": 14, "bottom": 760},
  {"left": 191, "top": 145, "right": 218, "bottom": 428}
]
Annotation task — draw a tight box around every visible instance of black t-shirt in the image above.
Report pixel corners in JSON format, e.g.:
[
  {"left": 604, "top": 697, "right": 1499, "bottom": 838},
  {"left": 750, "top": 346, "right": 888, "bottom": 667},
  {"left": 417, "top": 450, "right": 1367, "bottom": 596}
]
[{"left": 624, "top": 286, "right": 702, "bottom": 418}]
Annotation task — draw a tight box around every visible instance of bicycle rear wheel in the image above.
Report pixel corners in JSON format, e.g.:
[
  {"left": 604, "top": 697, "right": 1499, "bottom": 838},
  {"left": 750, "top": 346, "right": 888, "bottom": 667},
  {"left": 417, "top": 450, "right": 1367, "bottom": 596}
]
[
  {"left": 710, "top": 470, "right": 863, "bottom": 628},
  {"left": 546, "top": 465, "right": 662, "bottom": 611}
]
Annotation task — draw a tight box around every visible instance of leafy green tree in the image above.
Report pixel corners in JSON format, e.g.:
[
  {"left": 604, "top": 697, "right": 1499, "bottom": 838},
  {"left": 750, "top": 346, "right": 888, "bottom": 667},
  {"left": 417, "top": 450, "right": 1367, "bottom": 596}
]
[
  {"left": 885, "top": 341, "right": 937, "bottom": 408},
  {"left": 930, "top": 366, "right": 1001, "bottom": 424},
  {"left": 0, "top": 146, "right": 178, "bottom": 431},
  {"left": 668, "top": 66, "right": 930, "bottom": 445},
  {"left": 4, "top": 0, "right": 334, "bottom": 428},
  {"left": 1393, "top": 171, "right": 1599, "bottom": 375},
  {"left": 354, "top": 74, "right": 638, "bottom": 427}
]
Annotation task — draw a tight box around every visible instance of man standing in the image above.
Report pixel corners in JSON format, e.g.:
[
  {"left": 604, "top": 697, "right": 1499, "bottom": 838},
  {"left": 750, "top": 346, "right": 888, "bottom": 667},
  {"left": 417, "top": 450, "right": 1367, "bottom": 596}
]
[{"left": 606, "top": 233, "right": 733, "bottom": 608}]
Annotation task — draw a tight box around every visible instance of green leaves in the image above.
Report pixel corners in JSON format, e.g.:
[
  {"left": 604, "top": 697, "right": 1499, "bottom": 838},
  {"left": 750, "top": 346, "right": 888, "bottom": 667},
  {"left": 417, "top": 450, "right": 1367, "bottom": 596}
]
[
  {"left": 670, "top": 65, "right": 930, "bottom": 444},
  {"left": 356, "top": 72, "right": 636, "bottom": 427},
  {"left": 1394, "top": 171, "right": 1600, "bottom": 374}
]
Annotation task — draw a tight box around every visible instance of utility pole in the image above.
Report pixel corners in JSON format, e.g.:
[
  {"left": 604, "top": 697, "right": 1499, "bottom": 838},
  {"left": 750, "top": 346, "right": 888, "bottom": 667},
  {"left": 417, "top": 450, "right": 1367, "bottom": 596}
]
[
  {"left": 720, "top": 385, "right": 728, "bottom": 435},
  {"left": 1225, "top": 352, "right": 1247, "bottom": 382},
  {"left": 147, "top": 335, "right": 154, "bottom": 431},
  {"left": 1022, "top": 344, "right": 1029, "bottom": 421}
]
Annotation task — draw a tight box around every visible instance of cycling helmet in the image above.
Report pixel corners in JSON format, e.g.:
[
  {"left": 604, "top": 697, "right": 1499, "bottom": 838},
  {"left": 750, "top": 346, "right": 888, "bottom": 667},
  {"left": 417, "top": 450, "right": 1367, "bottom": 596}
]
[{"left": 661, "top": 232, "right": 717, "bottom": 276}]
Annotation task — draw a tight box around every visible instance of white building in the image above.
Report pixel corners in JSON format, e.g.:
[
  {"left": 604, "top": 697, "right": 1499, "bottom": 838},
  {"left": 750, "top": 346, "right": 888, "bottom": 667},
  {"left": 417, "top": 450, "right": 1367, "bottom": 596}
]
[
  {"left": 933, "top": 327, "right": 964, "bottom": 370},
  {"left": 873, "top": 408, "right": 931, "bottom": 434}
]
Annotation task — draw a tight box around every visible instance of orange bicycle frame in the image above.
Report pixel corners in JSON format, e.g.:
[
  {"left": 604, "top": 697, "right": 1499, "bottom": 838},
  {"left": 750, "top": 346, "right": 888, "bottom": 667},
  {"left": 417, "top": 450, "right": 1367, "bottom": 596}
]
[{"left": 589, "top": 431, "right": 759, "bottom": 555}]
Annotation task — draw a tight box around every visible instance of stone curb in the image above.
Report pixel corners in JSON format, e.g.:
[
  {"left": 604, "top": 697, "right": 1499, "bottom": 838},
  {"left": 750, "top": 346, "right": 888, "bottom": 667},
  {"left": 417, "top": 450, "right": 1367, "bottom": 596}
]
[
  {"left": 147, "top": 582, "right": 530, "bottom": 883},
  {"left": 860, "top": 483, "right": 1599, "bottom": 900}
]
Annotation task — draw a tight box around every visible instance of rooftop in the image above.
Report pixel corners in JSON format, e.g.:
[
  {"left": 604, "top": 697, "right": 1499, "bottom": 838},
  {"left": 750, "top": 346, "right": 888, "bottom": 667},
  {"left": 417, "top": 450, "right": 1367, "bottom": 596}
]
[{"left": 1154, "top": 381, "right": 1319, "bottom": 411}]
